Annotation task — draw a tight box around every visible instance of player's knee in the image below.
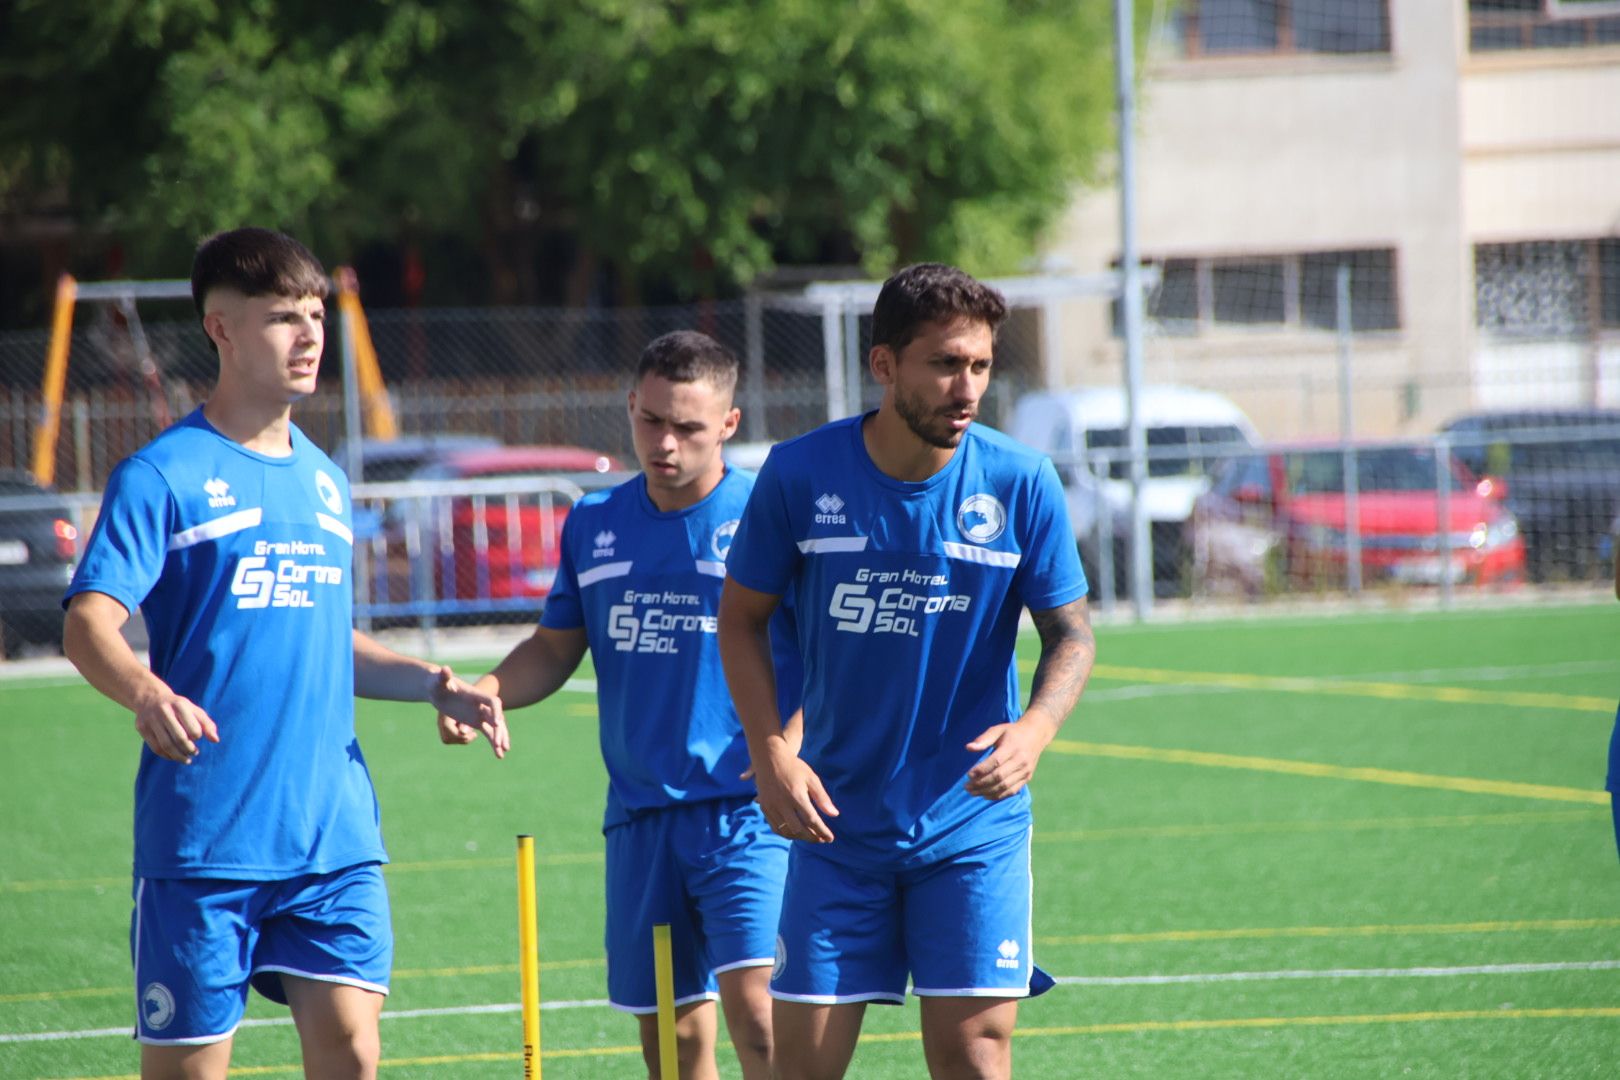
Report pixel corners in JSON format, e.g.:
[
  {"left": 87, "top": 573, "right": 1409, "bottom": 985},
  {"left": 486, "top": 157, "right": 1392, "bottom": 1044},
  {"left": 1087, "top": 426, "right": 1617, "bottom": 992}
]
[
  {"left": 727, "top": 1008, "right": 773, "bottom": 1065},
  {"left": 925, "top": 1029, "right": 1011, "bottom": 1080},
  {"left": 302, "top": 1025, "right": 380, "bottom": 1078}
]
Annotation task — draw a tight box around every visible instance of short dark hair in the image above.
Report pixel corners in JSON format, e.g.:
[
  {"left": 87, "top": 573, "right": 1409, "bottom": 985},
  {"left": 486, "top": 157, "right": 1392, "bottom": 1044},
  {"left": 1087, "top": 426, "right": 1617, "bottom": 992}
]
[
  {"left": 870, "top": 263, "right": 1008, "bottom": 353},
  {"left": 635, "top": 330, "right": 739, "bottom": 396},
  {"left": 191, "top": 227, "right": 329, "bottom": 318}
]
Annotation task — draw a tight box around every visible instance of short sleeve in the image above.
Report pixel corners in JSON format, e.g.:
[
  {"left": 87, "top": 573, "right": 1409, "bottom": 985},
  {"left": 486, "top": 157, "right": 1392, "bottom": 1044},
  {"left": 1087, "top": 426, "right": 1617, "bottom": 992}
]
[
  {"left": 724, "top": 451, "right": 800, "bottom": 597},
  {"left": 1013, "top": 457, "right": 1088, "bottom": 612},
  {"left": 538, "top": 510, "right": 585, "bottom": 629},
  {"left": 64, "top": 457, "right": 175, "bottom": 616}
]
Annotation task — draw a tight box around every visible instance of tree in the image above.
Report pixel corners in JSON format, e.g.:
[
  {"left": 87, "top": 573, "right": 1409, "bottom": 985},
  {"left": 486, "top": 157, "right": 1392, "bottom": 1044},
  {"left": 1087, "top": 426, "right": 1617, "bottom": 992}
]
[{"left": 0, "top": 0, "right": 1134, "bottom": 318}]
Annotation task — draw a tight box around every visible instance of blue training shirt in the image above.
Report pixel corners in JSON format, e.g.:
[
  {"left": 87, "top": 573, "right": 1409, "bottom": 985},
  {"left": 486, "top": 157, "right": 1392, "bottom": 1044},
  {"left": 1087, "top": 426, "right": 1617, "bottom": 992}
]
[
  {"left": 725, "top": 415, "right": 1087, "bottom": 870},
  {"left": 541, "top": 467, "right": 801, "bottom": 828},
  {"left": 65, "top": 408, "right": 383, "bottom": 880}
]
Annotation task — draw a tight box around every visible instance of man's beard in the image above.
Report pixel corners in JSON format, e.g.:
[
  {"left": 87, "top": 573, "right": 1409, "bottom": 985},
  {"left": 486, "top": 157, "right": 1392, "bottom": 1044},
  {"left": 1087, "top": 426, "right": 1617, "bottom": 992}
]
[{"left": 895, "top": 388, "right": 973, "bottom": 450}]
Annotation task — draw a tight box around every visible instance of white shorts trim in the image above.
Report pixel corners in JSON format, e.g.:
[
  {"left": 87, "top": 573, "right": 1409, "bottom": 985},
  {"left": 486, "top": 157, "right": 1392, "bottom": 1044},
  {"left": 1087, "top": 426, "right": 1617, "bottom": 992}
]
[
  {"left": 911, "top": 985, "right": 1031, "bottom": 998},
  {"left": 769, "top": 989, "right": 905, "bottom": 1005},
  {"left": 136, "top": 1022, "right": 240, "bottom": 1047},
  {"left": 711, "top": 957, "right": 775, "bottom": 976},
  {"left": 251, "top": 965, "right": 389, "bottom": 997},
  {"left": 609, "top": 990, "right": 719, "bottom": 1015}
]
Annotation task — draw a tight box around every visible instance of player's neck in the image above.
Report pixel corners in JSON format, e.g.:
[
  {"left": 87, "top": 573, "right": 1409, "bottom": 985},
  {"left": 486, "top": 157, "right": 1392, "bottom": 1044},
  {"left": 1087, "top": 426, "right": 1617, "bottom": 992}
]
[
  {"left": 202, "top": 390, "right": 296, "bottom": 458},
  {"left": 644, "top": 459, "right": 725, "bottom": 513},
  {"left": 862, "top": 408, "right": 956, "bottom": 483}
]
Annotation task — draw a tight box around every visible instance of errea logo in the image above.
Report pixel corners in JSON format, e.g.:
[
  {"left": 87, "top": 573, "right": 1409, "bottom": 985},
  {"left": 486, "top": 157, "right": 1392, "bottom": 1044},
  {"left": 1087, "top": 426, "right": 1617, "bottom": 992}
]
[
  {"left": 814, "top": 493, "right": 846, "bottom": 524},
  {"left": 593, "top": 530, "right": 616, "bottom": 558},
  {"left": 204, "top": 477, "right": 236, "bottom": 509},
  {"left": 996, "top": 939, "right": 1021, "bottom": 970}
]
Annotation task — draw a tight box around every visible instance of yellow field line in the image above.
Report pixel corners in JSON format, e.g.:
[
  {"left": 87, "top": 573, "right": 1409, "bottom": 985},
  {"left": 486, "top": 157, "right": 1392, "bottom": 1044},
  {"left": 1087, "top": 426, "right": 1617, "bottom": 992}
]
[
  {"left": 44, "top": 1006, "right": 1620, "bottom": 1078},
  {"left": 1085, "top": 662, "right": 1614, "bottom": 713},
  {"left": 1038, "top": 917, "right": 1620, "bottom": 947},
  {"left": 1033, "top": 808, "right": 1604, "bottom": 844},
  {"left": 1047, "top": 739, "right": 1610, "bottom": 805}
]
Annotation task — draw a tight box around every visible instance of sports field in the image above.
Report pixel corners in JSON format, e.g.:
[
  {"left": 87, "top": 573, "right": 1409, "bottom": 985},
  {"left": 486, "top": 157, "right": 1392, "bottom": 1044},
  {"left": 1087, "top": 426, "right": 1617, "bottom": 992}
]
[{"left": 3, "top": 601, "right": 1617, "bottom": 1078}]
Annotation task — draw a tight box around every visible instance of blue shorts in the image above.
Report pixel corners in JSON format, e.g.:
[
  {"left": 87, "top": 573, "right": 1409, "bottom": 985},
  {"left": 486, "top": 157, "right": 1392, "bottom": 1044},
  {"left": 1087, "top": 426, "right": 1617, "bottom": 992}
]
[
  {"left": 604, "top": 797, "right": 788, "bottom": 1013},
  {"left": 771, "top": 827, "right": 1046, "bottom": 1004},
  {"left": 131, "top": 863, "right": 392, "bottom": 1044}
]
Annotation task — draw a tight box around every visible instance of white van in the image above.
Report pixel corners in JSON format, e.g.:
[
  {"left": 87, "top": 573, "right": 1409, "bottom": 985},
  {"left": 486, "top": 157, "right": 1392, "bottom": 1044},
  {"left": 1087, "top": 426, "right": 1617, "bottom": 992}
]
[{"left": 1005, "top": 385, "right": 1259, "bottom": 594}]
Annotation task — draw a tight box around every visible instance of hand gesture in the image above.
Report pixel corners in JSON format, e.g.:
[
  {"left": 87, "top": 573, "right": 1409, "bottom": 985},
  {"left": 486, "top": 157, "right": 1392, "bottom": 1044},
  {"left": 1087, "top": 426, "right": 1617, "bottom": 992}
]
[
  {"left": 751, "top": 736, "right": 839, "bottom": 844},
  {"left": 964, "top": 715, "right": 1055, "bottom": 801},
  {"left": 134, "top": 691, "right": 220, "bottom": 764},
  {"left": 430, "top": 667, "right": 508, "bottom": 759}
]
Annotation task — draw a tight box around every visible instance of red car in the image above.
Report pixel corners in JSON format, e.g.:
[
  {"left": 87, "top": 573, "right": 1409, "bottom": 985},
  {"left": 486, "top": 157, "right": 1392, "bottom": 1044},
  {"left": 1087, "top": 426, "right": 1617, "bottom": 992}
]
[
  {"left": 362, "top": 445, "right": 624, "bottom": 620},
  {"left": 1187, "top": 444, "right": 1527, "bottom": 595}
]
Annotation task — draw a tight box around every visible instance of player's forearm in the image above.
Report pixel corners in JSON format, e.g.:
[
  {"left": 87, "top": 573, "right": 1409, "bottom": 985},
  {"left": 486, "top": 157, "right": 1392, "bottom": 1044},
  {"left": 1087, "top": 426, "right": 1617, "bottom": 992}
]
[
  {"left": 1022, "top": 599, "right": 1097, "bottom": 737},
  {"left": 351, "top": 630, "right": 443, "bottom": 701},
  {"left": 64, "top": 608, "right": 172, "bottom": 714},
  {"left": 718, "top": 606, "right": 787, "bottom": 755},
  {"left": 479, "top": 629, "right": 585, "bottom": 711}
]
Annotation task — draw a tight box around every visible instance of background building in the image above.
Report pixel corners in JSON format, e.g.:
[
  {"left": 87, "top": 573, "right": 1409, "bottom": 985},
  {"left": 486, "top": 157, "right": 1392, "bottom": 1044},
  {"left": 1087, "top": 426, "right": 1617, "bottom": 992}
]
[{"left": 1049, "top": 0, "right": 1620, "bottom": 439}]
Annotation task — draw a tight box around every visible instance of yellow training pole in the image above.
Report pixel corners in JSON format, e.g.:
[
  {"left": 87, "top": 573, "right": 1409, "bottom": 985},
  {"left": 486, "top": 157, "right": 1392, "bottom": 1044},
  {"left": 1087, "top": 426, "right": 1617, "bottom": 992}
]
[
  {"left": 653, "top": 923, "right": 678, "bottom": 1079},
  {"left": 516, "top": 835, "right": 542, "bottom": 1078},
  {"left": 32, "top": 273, "right": 77, "bottom": 487}
]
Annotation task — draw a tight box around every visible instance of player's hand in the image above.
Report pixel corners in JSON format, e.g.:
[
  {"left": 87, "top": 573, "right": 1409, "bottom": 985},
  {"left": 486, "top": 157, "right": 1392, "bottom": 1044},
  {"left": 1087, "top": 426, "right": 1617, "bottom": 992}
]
[
  {"left": 429, "top": 666, "right": 509, "bottom": 759},
  {"left": 964, "top": 713, "right": 1058, "bottom": 800},
  {"left": 437, "top": 711, "right": 480, "bottom": 746},
  {"left": 741, "top": 711, "right": 804, "bottom": 781},
  {"left": 751, "top": 736, "right": 839, "bottom": 844},
  {"left": 133, "top": 691, "right": 219, "bottom": 764}
]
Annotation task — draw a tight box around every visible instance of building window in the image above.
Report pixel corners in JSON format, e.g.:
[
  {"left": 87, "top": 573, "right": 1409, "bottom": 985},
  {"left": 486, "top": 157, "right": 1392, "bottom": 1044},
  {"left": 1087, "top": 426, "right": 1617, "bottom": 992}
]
[
  {"left": 1115, "top": 249, "right": 1400, "bottom": 336},
  {"left": 1476, "top": 239, "right": 1620, "bottom": 335},
  {"left": 1469, "top": 1, "right": 1620, "bottom": 51},
  {"left": 1175, "top": 0, "right": 1391, "bottom": 58}
]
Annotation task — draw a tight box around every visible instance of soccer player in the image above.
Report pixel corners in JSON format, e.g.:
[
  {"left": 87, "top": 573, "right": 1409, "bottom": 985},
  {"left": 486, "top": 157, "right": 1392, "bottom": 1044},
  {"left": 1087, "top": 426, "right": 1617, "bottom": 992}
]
[
  {"left": 62, "top": 227, "right": 508, "bottom": 1080},
  {"left": 717, "top": 263, "right": 1097, "bottom": 1080},
  {"left": 439, "top": 330, "right": 799, "bottom": 1079}
]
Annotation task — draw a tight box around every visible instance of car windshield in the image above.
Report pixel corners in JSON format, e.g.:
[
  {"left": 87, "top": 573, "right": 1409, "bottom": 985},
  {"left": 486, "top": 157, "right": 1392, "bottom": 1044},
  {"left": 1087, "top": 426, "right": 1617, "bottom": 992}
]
[
  {"left": 1086, "top": 425, "right": 1251, "bottom": 480},
  {"left": 1291, "top": 448, "right": 1468, "bottom": 495}
]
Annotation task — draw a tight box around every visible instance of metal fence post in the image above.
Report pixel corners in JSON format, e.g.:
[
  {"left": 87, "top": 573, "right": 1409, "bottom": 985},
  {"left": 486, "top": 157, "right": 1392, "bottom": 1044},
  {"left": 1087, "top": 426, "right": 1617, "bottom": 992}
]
[
  {"left": 1436, "top": 438, "right": 1454, "bottom": 610},
  {"left": 1337, "top": 264, "right": 1362, "bottom": 596}
]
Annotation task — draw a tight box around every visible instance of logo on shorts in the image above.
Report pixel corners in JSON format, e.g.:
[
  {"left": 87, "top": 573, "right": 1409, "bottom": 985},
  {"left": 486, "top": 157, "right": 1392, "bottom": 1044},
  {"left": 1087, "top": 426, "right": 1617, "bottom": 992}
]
[
  {"left": 772, "top": 935, "right": 787, "bottom": 981},
  {"left": 957, "top": 494, "right": 1006, "bottom": 544},
  {"left": 142, "top": 982, "right": 176, "bottom": 1031},
  {"left": 314, "top": 469, "right": 343, "bottom": 514},
  {"left": 995, "top": 939, "right": 1021, "bottom": 970}
]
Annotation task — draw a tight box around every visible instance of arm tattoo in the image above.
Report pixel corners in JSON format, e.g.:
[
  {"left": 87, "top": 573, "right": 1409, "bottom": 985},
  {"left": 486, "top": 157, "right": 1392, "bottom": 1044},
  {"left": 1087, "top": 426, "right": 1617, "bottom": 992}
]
[{"left": 1025, "top": 598, "right": 1096, "bottom": 730}]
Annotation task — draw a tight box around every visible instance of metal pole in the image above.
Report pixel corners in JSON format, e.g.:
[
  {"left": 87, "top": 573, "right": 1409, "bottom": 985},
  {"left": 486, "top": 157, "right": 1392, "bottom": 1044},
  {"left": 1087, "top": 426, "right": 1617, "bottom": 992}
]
[
  {"left": 843, "top": 304, "right": 863, "bottom": 418},
  {"left": 744, "top": 291, "right": 767, "bottom": 441},
  {"left": 1115, "top": 0, "right": 1152, "bottom": 619},
  {"left": 339, "top": 287, "right": 365, "bottom": 484},
  {"left": 822, "top": 300, "right": 846, "bottom": 422},
  {"left": 1337, "top": 264, "right": 1361, "bottom": 595},
  {"left": 1436, "top": 438, "right": 1454, "bottom": 610}
]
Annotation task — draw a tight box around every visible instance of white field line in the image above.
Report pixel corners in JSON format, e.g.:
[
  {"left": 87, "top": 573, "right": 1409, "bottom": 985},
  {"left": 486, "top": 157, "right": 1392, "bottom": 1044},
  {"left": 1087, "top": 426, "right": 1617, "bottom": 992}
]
[
  {"left": 1054, "top": 959, "right": 1620, "bottom": 987},
  {"left": 8, "top": 960, "right": 1619, "bottom": 1044}
]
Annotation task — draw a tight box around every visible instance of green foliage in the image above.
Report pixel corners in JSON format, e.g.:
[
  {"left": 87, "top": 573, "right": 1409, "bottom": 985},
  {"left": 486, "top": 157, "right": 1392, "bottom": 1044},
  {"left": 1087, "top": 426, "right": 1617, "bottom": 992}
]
[{"left": 0, "top": 0, "right": 1131, "bottom": 298}]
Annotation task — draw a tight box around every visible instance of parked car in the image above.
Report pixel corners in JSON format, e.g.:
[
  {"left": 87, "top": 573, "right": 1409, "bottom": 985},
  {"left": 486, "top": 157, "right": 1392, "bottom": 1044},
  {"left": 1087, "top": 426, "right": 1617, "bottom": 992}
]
[
  {"left": 1005, "top": 385, "right": 1260, "bottom": 596},
  {"left": 1187, "top": 444, "right": 1526, "bottom": 596},
  {"left": 0, "top": 469, "right": 79, "bottom": 655},
  {"left": 1439, "top": 408, "right": 1620, "bottom": 582},
  {"left": 332, "top": 432, "right": 501, "bottom": 484},
  {"left": 359, "top": 445, "right": 624, "bottom": 622}
]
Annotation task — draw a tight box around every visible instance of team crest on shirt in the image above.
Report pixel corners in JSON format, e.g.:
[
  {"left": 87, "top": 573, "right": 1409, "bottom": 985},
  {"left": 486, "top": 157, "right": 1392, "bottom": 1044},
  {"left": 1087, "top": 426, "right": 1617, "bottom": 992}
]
[
  {"left": 711, "top": 519, "right": 739, "bottom": 561},
  {"left": 142, "top": 982, "right": 176, "bottom": 1030},
  {"left": 314, "top": 469, "right": 343, "bottom": 514},
  {"left": 204, "top": 477, "right": 236, "bottom": 508},
  {"left": 956, "top": 493, "right": 1006, "bottom": 544}
]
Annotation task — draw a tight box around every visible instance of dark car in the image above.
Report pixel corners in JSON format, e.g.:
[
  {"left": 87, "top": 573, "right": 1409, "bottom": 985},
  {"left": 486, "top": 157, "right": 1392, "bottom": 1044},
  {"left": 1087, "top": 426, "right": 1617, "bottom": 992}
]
[
  {"left": 0, "top": 469, "right": 80, "bottom": 655},
  {"left": 1439, "top": 409, "right": 1620, "bottom": 582}
]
